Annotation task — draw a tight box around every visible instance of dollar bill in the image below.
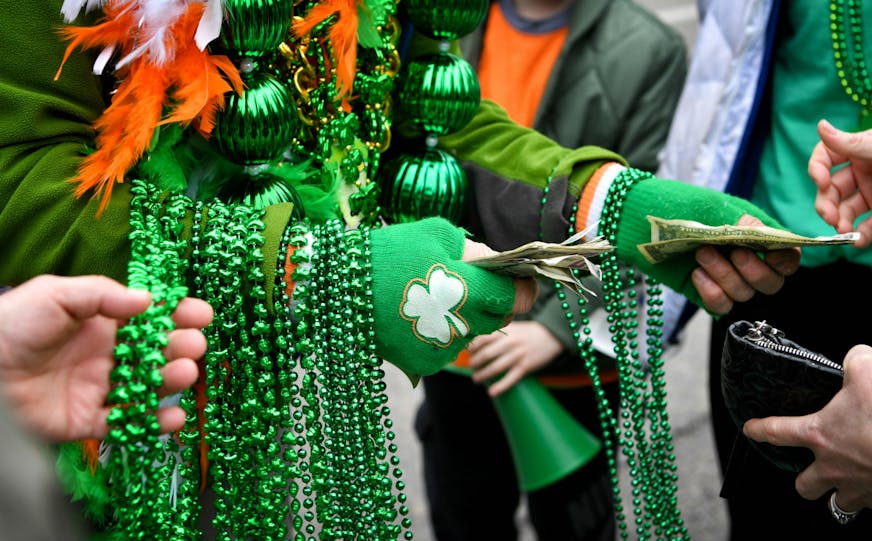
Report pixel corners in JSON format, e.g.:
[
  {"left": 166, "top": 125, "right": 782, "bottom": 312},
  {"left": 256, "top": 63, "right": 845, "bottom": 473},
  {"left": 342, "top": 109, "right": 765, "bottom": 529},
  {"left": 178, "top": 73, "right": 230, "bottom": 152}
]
[
  {"left": 466, "top": 225, "right": 613, "bottom": 296},
  {"left": 639, "top": 216, "right": 860, "bottom": 264}
]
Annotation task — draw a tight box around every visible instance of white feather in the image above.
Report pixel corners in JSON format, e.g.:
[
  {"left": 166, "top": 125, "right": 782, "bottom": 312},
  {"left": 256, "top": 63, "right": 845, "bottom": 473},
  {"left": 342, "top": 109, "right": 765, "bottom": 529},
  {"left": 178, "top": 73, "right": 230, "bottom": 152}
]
[
  {"left": 60, "top": 0, "right": 108, "bottom": 22},
  {"left": 194, "top": 0, "right": 224, "bottom": 50},
  {"left": 114, "top": 0, "right": 192, "bottom": 69},
  {"left": 93, "top": 44, "right": 116, "bottom": 75}
]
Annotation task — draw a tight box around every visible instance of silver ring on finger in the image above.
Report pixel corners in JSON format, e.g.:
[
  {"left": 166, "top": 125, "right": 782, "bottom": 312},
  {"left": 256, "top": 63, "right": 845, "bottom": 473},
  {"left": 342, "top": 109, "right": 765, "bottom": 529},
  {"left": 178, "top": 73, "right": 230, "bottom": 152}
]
[{"left": 829, "top": 491, "right": 860, "bottom": 525}]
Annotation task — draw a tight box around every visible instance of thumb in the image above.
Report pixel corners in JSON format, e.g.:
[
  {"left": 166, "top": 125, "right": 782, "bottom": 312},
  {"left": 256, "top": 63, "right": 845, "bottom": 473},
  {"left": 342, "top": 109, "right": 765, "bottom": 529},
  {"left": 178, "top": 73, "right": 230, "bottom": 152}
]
[
  {"left": 743, "top": 415, "right": 811, "bottom": 448},
  {"left": 818, "top": 119, "right": 872, "bottom": 161}
]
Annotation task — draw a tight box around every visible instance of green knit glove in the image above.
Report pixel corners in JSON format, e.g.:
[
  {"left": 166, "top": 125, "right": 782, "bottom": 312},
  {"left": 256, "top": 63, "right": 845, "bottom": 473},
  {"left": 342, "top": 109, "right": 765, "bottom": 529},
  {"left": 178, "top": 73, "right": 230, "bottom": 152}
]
[
  {"left": 370, "top": 217, "right": 515, "bottom": 379},
  {"left": 613, "top": 172, "right": 784, "bottom": 307}
]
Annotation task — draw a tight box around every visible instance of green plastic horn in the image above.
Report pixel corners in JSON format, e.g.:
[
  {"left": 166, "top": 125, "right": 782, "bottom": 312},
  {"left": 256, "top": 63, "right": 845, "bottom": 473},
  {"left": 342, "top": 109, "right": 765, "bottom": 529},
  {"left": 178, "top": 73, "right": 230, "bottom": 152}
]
[
  {"left": 446, "top": 361, "right": 602, "bottom": 492},
  {"left": 492, "top": 377, "right": 603, "bottom": 491}
]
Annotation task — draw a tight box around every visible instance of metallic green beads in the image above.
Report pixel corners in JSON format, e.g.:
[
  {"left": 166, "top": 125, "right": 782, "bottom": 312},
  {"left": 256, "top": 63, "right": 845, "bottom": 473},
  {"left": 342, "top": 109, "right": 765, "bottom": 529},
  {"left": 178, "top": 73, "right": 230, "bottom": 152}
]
[
  {"left": 212, "top": 71, "right": 298, "bottom": 165},
  {"left": 218, "top": 0, "right": 295, "bottom": 57},
  {"left": 378, "top": 148, "right": 467, "bottom": 224},
  {"left": 403, "top": 0, "right": 489, "bottom": 41},
  {"left": 394, "top": 52, "right": 481, "bottom": 137}
]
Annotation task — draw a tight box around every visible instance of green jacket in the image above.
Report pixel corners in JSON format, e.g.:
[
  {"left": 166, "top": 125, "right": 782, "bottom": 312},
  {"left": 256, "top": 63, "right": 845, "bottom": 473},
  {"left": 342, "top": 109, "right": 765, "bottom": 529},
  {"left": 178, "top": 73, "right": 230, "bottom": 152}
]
[{"left": 456, "top": 0, "right": 688, "bottom": 367}]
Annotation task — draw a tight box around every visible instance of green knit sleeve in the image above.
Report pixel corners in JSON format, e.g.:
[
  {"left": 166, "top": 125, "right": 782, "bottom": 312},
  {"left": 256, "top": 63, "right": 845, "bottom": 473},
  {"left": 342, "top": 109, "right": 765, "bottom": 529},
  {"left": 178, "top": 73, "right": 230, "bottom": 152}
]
[{"left": 439, "top": 99, "right": 627, "bottom": 197}]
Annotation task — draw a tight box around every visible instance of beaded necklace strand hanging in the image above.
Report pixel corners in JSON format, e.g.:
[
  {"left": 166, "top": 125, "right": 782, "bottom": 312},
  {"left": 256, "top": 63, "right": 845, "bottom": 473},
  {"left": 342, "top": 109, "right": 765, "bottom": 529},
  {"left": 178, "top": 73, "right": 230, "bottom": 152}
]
[
  {"left": 830, "top": 0, "right": 872, "bottom": 130},
  {"left": 543, "top": 168, "right": 688, "bottom": 541}
]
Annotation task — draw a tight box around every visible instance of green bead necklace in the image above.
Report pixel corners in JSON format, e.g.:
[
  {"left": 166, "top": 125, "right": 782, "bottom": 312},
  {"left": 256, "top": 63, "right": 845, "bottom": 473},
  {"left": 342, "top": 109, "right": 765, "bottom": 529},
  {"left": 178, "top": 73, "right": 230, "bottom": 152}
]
[
  {"left": 830, "top": 0, "right": 872, "bottom": 129},
  {"left": 546, "top": 167, "right": 688, "bottom": 540},
  {"left": 98, "top": 176, "right": 410, "bottom": 539}
]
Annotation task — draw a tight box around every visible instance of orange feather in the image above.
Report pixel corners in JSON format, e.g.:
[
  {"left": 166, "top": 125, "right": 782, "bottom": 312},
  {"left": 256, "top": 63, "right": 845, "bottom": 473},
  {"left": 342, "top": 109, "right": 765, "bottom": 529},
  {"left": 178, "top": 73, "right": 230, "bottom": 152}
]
[
  {"left": 160, "top": 6, "right": 243, "bottom": 133},
  {"left": 81, "top": 439, "right": 101, "bottom": 473},
  {"left": 73, "top": 60, "right": 168, "bottom": 212},
  {"left": 57, "top": 2, "right": 243, "bottom": 212},
  {"left": 54, "top": 8, "right": 135, "bottom": 81},
  {"left": 292, "top": 0, "right": 359, "bottom": 102}
]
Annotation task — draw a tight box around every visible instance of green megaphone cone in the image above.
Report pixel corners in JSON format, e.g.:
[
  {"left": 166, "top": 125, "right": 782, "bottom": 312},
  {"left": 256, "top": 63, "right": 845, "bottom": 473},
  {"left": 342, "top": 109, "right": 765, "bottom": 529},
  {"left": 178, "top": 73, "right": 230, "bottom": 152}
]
[{"left": 491, "top": 376, "right": 603, "bottom": 492}]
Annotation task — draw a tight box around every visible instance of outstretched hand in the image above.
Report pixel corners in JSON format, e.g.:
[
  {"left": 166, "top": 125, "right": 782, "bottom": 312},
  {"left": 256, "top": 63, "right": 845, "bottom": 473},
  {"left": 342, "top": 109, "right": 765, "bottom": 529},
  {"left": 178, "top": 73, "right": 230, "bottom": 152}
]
[
  {"left": 689, "top": 214, "right": 800, "bottom": 314},
  {"left": 0, "top": 275, "right": 213, "bottom": 443},
  {"left": 809, "top": 119, "right": 872, "bottom": 247},
  {"left": 743, "top": 344, "right": 872, "bottom": 513}
]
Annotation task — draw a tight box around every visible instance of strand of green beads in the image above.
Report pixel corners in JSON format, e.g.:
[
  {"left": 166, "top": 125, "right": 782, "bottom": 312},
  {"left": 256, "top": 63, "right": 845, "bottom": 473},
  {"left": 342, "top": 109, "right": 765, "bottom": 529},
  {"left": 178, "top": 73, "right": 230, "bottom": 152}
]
[
  {"left": 237, "top": 204, "right": 289, "bottom": 540},
  {"left": 831, "top": 0, "right": 872, "bottom": 127},
  {"left": 108, "top": 179, "right": 189, "bottom": 539},
  {"left": 536, "top": 179, "right": 633, "bottom": 539},
  {"left": 273, "top": 223, "right": 306, "bottom": 540},
  {"left": 221, "top": 202, "right": 261, "bottom": 539},
  {"left": 326, "top": 220, "right": 363, "bottom": 539},
  {"left": 196, "top": 201, "right": 236, "bottom": 541},
  {"left": 557, "top": 201, "right": 628, "bottom": 539},
  {"left": 226, "top": 205, "right": 263, "bottom": 540},
  {"left": 536, "top": 166, "right": 557, "bottom": 241},
  {"left": 151, "top": 189, "right": 198, "bottom": 541},
  {"left": 285, "top": 223, "right": 316, "bottom": 540},
  {"left": 598, "top": 172, "right": 652, "bottom": 540},
  {"left": 296, "top": 221, "right": 328, "bottom": 540},
  {"left": 598, "top": 168, "right": 688, "bottom": 541},
  {"left": 173, "top": 199, "right": 207, "bottom": 541},
  {"left": 325, "top": 221, "right": 354, "bottom": 537},
  {"left": 340, "top": 221, "right": 409, "bottom": 539}
]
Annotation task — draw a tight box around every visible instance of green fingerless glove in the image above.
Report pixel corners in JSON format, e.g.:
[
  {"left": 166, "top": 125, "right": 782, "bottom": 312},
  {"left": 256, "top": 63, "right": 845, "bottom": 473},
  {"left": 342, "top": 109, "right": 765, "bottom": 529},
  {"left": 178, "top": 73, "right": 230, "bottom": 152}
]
[
  {"left": 612, "top": 170, "right": 783, "bottom": 307},
  {"left": 370, "top": 217, "right": 515, "bottom": 379}
]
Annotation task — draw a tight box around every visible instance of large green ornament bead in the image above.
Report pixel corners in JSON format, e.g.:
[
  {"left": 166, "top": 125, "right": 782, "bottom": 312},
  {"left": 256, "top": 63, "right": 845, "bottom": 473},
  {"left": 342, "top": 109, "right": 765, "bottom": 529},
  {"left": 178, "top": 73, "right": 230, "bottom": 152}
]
[
  {"left": 212, "top": 72, "right": 298, "bottom": 165},
  {"left": 218, "top": 171, "right": 306, "bottom": 215},
  {"left": 394, "top": 52, "right": 480, "bottom": 137},
  {"left": 377, "top": 148, "right": 467, "bottom": 224},
  {"left": 403, "top": 0, "right": 488, "bottom": 41},
  {"left": 218, "top": 0, "right": 294, "bottom": 57}
]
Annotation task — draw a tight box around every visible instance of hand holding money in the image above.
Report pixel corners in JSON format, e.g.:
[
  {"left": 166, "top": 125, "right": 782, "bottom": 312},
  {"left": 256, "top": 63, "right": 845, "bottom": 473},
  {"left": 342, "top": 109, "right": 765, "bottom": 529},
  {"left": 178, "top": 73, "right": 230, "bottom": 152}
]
[
  {"left": 465, "top": 226, "right": 613, "bottom": 296},
  {"left": 638, "top": 216, "right": 860, "bottom": 264}
]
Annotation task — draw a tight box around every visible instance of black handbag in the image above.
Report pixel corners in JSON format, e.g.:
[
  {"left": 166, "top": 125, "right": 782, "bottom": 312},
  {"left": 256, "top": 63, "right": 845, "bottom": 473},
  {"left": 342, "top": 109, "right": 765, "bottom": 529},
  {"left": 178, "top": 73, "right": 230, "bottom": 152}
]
[{"left": 720, "top": 320, "right": 844, "bottom": 472}]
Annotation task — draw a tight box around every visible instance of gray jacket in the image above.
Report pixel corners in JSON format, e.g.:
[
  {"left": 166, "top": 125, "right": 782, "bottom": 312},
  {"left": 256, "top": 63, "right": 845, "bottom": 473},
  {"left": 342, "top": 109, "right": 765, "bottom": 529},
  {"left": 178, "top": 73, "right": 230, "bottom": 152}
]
[{"left": 461, "top": 0, "right": 688, "bottom": 367}]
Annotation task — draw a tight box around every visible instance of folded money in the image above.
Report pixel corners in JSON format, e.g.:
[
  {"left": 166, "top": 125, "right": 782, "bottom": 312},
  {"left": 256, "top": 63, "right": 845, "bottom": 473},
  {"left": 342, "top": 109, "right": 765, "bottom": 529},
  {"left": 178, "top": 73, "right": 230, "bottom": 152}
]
[
  {"left": 639, "top": 216, "right": 860, "bottom": 264},
  {"left": 466, "top": 226, "right": 613, "bottom": 296}
]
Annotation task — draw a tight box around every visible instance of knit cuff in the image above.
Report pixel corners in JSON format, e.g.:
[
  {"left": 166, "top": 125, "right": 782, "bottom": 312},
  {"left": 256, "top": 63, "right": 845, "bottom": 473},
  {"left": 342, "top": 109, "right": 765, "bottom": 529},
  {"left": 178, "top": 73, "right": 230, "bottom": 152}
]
[{"left": 574, "top": 162, "right": 626, "bottom": 237}]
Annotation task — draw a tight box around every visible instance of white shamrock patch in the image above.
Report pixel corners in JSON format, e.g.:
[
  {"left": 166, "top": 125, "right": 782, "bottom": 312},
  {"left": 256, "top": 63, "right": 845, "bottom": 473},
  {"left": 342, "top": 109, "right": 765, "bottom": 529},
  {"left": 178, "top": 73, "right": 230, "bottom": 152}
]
[{"left": 400, "top": 264, "right": 469, "bottom": 347}]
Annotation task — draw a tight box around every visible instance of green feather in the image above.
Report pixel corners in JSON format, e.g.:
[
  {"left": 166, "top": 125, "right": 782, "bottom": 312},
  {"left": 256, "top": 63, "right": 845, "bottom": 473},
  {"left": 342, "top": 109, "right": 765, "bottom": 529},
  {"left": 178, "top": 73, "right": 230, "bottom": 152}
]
[
  {"left": 55, "top": 442, "right": 112, "bottom": 525},
  {"left": 139, "top": 125, "right": 191, "bottom": 193},
  {"left": 357, "top": 3, "right": 383, "bottom": 49}
]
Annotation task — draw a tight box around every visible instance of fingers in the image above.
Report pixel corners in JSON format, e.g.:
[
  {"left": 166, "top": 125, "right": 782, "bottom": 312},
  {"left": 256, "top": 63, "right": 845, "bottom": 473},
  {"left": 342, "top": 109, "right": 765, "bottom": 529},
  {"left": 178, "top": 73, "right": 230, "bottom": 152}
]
[
  {"left": 692, "top": 247, "right": 754, "bottom": 314},
  {"left": 691, "top": 213, "right": 800, "bottom": 314},
  {"left": 50, "top": 275, "right": 152, "bottom": 321},
  {"left": 165, "top": 327, "right": 208, "bottom": 363},
  {"left": 155, "top": 406, "right": 189, "bottom": 434},
  {"left": 469, "top": 335, "right": 525, "bottom": 396},
  {"left": 743, "top": 415, "right": 809, "bottom": 449},
  {"left": 855, "top": 217, "right": 872, "bottom": 248},
  {"left": 486, "top": 368, "right": 524, "bottom": 397},
  {"left": 818, "top": 119, "right": 872, "bottom": 162},
  {"left": 691, "top": 267, "right": 733, "bottom": 314},
  {"left": 172, "top": 297, "right": 214, "bottom": 329},
  {"left": 157, "top": 357, "right": 199, "bottom": 397},
  {"left": 461, "top": 238, "right": 496, "bottom": 261}
]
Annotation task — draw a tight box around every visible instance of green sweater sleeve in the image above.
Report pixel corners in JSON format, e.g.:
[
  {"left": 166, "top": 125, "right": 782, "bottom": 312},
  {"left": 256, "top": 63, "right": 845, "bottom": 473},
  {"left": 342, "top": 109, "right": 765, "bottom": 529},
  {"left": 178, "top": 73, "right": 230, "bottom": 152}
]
[{"left": 440, "top": 99, "right": 626, "bottom": 197}]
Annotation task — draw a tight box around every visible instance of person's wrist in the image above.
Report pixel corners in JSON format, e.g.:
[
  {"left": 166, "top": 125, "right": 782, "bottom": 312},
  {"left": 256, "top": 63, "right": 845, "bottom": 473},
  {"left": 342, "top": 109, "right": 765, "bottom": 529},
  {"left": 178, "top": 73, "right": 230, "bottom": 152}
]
[{"left": 573, "top": 162, "right": 627, "bottom": 239}]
